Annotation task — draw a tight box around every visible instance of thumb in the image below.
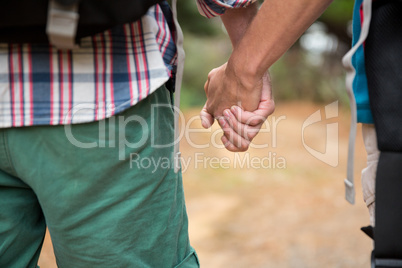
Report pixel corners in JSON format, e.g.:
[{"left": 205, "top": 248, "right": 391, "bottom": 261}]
[
  {"left": 255, "top": 72, "right": 275, "bottom": 119},
  {"left": 200, "top": 102, "right": 214, "bottom": 129}
]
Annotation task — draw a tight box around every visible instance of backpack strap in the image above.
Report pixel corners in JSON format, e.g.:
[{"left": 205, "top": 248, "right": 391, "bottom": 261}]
[
  {"left": 46, "top": 0, "right": 80, "bottom": 49},
  {"left": 341, "top": 0, "right": 372, "bottom": 205}
]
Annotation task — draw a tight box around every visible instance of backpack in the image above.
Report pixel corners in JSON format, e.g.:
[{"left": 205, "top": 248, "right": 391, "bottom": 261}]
[{"left": 0, "top": 0, "right": 165, "bottom": 49}]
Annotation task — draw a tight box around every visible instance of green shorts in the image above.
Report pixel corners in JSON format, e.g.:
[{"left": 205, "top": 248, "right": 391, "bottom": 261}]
[{"left": 0, "top": 86, "right": 199, "bottom": 267}]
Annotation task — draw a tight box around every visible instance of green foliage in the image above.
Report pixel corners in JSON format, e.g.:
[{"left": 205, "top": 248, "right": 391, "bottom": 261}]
[
  {"left": 177, "top": 0, "right": 221, "bottom": 36},
  {"left": 319, "top": 0, "right": 354, "bottom": 27},
  {"left": 270, "top": 46, "right": 349, "bottom": 105},
  {"left": 181, "top": 33, "right": 232, "bottom": 108}
]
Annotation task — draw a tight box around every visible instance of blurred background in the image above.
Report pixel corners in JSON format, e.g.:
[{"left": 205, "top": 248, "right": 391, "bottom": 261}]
[{"left": 39, "top": 1, "right": 375, "bottom": 267}]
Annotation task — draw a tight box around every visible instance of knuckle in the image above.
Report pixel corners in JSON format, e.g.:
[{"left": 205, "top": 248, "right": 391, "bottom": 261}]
[
  {"left": 251, "top": 117, "right": 264, "bottom": 126},
  {"left": 240, "top": 140, "right": 250, "bottom": 151},
  {"left": 247, "top": 131, "right": 257, "bottom": 141}
]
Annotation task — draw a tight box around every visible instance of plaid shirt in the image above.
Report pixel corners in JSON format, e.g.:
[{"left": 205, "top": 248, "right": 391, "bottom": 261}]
[{"left": 0, "top": 0, "right": 255, "bottom": 128}]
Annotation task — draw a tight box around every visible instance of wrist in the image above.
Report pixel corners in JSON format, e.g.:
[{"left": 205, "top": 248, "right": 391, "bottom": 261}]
[{"left": 225, "top": 51, "right": 266, "bottom": 92}]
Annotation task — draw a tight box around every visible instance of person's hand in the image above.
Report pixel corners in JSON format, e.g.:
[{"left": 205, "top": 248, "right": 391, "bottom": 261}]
[
  {"left": 201, "top": 72, "right": 275, "bottom": 152},
  {"left": 203, "top": 62, "right": 263, "bottom": 118}
]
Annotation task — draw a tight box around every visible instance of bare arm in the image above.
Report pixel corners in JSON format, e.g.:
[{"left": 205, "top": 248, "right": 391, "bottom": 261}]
[
  {"left": 227, "top": 0, "right": 334, "bottom": 92},
  {"left": 201, "top": 2, "right": 274, "bottom": 152},
  {"left": 206, "top": 0, "right": 334, "bottom": 118},
  {"left": 201, "top": 2, "right": 260, "bottom": 126},
  {"left": 220, "top": 2, "right": 259, "bottom": 47},
  {"left": 202, "top": 0, "right": 333, "bottom": 151}
]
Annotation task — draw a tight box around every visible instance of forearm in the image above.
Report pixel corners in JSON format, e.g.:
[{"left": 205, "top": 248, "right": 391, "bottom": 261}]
[
  {"left": 227, "top": 0, "right": 334, "bottom": 87},
  {"left": 220, "top": 2, "right": 259, "bottom": 47},
  {"left": 202, "top": 1, "right": 262, "bottom": 116}
]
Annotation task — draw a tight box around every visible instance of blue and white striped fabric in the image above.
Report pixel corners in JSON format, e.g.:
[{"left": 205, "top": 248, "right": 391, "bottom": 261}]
[{"left": 0, "top": 0, "right": 256, "bottom": 128}]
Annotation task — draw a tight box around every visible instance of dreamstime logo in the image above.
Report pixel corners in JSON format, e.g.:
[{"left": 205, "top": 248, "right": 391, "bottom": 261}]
[{"left": 301, "top": 101, "right": 339, "bottom": 167}]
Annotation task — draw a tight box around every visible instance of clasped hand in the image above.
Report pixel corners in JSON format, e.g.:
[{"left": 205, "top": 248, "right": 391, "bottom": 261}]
[{"left": 200, "top": 63, "right": 275, "bottom": 152}]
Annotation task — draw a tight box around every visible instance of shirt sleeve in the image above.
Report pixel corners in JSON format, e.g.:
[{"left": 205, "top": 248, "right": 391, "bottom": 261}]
[{"left": 196, "top": 0, "right": 257, "bottom": 18}]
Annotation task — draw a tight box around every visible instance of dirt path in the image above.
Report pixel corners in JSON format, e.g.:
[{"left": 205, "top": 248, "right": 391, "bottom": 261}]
[{"left": 38, "top": 102, "right": 372, "bottom": 267}]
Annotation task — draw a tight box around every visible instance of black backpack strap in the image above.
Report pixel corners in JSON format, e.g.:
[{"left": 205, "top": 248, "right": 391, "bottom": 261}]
[
  {"left": 0, "top": 0, "right": 165, "bottom": 47},
  {"left": 364, "top": 0, "right": 402, "bottom": 267}
]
